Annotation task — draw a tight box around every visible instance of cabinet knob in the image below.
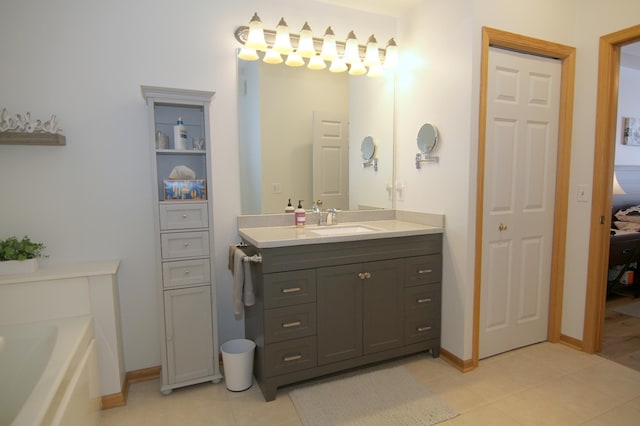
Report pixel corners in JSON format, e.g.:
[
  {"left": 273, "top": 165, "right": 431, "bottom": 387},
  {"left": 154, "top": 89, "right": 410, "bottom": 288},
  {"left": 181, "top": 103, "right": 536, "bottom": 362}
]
[
  {"left": 183, "top": 242, "right": 189, "bottom": 247},
  {"left": 182, "top": 214, "right": 188, "bottom": 219},
  {"left": 499, "top": 223, "right": 508, "bottom": 231},
  {"left": 282, "top": 354, "right": 303, "bottom": 362},
  {"left": 282, "top": 321, "right": 302, "bottom": 328},
  {"left": 417, "top": 297, "right": 432, "bottom": 304},
  {"left": 364, "top": 272, "right": 371, "bottom": 279},
  {"left": 417, "top": 269, "right": 432, "bottom": 274},
  {"left": 358, "top": 272, "right": 366, "bottom": 280}
]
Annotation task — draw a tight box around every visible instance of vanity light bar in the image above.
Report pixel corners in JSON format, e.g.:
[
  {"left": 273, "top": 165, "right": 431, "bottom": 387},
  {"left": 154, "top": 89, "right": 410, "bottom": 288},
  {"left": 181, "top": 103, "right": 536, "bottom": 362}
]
[{"left": 234, "top": 14, "right": 398, "bottom": 76}]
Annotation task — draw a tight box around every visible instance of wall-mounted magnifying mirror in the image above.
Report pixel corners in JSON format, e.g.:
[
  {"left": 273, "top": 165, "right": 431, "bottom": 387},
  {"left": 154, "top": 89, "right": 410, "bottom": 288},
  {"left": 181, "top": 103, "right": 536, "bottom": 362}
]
[
  {"left": 361, "top": 136, "right": 378, "bottom": 171},
  {"left": 415, "top": 123, "right": 439, "bottom": 168}
]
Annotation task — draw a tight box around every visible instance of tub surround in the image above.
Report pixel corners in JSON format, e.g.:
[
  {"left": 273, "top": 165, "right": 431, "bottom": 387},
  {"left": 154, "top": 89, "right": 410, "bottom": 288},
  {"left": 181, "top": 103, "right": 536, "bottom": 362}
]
[
  {"left": 0, "top": 261, "right": 125, "bottom": 404},
  {"left": 238, "top": 209, "right": 444, "bottom": 248}
]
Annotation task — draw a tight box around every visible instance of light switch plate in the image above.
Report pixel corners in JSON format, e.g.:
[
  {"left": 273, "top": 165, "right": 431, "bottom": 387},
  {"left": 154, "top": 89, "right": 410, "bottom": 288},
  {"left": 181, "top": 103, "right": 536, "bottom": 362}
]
[{"left": 577, "top": 184, "right": 590, "bottom": 202}]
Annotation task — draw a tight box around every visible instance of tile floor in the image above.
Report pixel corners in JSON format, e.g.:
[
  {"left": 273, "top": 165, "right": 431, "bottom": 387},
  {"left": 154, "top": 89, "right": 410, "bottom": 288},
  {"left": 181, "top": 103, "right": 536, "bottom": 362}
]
[{"left": 100, "top": 342, "right": 640, "bottom": 425}]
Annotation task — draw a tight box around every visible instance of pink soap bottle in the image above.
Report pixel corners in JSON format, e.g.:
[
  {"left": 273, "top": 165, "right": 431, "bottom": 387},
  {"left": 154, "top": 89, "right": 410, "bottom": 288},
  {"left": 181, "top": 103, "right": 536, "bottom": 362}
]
[{"left": 294, "top": 200, "right": 306, "bottom": 227}]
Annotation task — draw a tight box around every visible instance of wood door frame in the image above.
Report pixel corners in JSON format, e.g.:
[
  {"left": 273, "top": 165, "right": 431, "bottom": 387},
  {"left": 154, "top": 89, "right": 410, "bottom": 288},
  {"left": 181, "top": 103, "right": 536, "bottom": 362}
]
[
  {"left": 472, "top": 27, "right": 576, "bottom": 367},
  {"left": 584, "top": 25, "right": 640, "bottom": 354}
]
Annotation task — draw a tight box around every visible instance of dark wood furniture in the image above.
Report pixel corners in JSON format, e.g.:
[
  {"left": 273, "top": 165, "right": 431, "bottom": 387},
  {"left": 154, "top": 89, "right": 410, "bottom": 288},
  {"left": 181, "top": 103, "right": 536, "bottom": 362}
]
[{"left": 243, "top": 234, "right": 442, "bottom": 401}]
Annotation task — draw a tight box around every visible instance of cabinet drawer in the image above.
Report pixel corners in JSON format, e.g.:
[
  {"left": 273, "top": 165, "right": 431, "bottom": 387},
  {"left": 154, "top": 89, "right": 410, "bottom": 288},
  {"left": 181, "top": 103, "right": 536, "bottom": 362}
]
[
  {"left": 265, "top": 303, "right": 316, "bottom": 344},
  {"left": 404, "top": 312, "right": 440, "bottom": 345},
  {"left": 405, "top": 284, "right": 441, "bottom": 314},
  {"left": 160, "top": 202, "right": 208, "bottom": 230},
  {"left": 161, "top": 231, "right": 209, "bottom": 259},
  {"left": 162, "top": 259, "right": 210, "bottom": 288},
  {"left": 405, "top": 255, "right": 442, "bottom": 287},
  {"left": 264, "top": 336, "right": 317, "bottom": 377},
  {"left": 264, "top": 270, "right": 316, "bottom": 309}
]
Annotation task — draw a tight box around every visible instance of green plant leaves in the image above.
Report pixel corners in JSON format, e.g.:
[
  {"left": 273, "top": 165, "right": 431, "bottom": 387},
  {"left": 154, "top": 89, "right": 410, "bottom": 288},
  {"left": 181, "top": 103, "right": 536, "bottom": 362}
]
[{"left": 0, "top": 236, "right": 45, "bottom": 261}]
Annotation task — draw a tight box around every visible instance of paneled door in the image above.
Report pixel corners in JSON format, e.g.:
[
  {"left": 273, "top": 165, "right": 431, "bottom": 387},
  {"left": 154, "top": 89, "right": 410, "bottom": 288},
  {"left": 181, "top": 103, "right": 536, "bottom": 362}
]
[
  {"left": 479, "top": 47, "right": 561, "bottom": 358},
  {"left": 313, "top": 111, "right": 349, "bottom": 210}
]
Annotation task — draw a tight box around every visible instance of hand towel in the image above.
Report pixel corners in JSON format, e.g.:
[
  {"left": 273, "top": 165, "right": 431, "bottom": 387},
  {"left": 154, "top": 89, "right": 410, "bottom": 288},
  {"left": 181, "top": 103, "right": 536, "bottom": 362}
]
[
  {"left": 231, "top": 247, "right": 256, "bottom": 316},
  {"left": 232, "top": 247, "right": 245, "bottom": 316}
]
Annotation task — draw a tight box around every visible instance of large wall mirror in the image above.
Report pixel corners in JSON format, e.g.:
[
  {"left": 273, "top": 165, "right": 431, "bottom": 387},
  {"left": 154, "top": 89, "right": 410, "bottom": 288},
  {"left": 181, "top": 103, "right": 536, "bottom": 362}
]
[{"left": 238, "top": 58, "right": 395, "bottom": 214}]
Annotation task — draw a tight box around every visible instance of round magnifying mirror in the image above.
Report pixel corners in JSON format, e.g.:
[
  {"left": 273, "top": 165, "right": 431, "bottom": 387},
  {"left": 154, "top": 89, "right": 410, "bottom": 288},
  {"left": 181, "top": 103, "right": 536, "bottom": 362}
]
[
  {"left": 361, "top": 136, "right": 376, "bottom": 161},
  {"left": 417, "top": 123, "right": 439, "bottom": 154}
]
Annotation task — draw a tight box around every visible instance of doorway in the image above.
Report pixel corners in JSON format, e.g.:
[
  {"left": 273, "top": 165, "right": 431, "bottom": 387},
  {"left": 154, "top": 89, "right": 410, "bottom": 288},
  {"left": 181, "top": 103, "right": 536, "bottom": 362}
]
[
  {"left": 473, "top": 27, "right": 576, "bottom": 367},
  {"left": 584, "top": 24, "right": 640, "bottom": 354}
]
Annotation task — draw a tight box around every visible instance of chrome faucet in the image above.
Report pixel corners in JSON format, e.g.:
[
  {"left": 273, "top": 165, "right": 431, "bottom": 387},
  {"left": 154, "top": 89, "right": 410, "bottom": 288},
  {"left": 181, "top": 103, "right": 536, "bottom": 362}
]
[{"left": 318, "top": 208, "right": 338, "bottom": 226}]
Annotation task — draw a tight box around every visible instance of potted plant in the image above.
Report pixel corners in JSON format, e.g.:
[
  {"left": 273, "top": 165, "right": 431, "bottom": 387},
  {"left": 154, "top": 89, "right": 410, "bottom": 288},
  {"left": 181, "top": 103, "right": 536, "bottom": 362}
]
[{"left": 0, "top": 235, "right": 46, "bottom": 275}]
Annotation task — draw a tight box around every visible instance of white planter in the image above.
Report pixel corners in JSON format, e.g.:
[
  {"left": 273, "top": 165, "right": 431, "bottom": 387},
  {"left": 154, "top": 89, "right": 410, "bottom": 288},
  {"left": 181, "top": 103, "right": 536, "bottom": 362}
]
[{"left": 0, "top": 258, "right": 38, "bottom": 275}]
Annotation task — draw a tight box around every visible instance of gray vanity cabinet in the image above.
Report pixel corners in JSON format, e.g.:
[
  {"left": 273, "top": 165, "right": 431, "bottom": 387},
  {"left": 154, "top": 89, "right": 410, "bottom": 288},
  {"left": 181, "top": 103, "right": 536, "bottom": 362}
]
[{"left": 244, "top": 233, "right": 442, "bottom": 401}]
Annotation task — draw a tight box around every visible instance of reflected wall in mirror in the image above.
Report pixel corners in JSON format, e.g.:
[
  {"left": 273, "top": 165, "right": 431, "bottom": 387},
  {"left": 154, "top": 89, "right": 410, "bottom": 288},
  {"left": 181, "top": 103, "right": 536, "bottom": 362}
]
[{"left": 238, "top": 58, "right": 395, "bottom": 214}]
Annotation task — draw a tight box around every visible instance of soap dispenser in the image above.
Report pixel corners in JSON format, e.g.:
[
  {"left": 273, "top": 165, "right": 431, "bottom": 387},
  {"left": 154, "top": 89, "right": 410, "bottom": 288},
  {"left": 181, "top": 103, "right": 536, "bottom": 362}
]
[
  {"left": 285, "top": 198, "right": 294, "bottom": 213},
  {"left": 294, "top": 200, "right": 306, "bottom": 227}
]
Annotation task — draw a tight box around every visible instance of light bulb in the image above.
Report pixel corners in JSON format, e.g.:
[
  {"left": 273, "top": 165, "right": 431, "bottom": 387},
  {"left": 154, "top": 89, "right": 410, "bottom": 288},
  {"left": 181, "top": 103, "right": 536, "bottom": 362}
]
[
  {"left": 308, "top": 54, "right": 326, "bottom": 70},
  {"left": 321, "top": 27, "right": 337, "bottom": 61},
  {"left": 285, "top": 50, "right": 305, "bottom": 67},
  {"left": 344, "top": 31, "right": 360, "bottom": 64},
  {"left": 383, "top": 38, "right": 398, "bottom": 69},
  {"left": 245, "top": 13, "right": 267, "bottom": 52},
  {"left": 238, "top": 47, "right": 259, "bottom": 61},
  {"left": 273, "top": 18, "right": 293, "bottom": 55},
  {"left": 263, "top": 48, "right": 283, "bottom": 64},
  {"left": 297, "top": 22, "right": 316, "bottom": 58},
  {"left": 329, "top": 56, "right": 348, "bottom": 73},
  {"left": 364, "top": 35, "right": 380, "bottom": 67}
]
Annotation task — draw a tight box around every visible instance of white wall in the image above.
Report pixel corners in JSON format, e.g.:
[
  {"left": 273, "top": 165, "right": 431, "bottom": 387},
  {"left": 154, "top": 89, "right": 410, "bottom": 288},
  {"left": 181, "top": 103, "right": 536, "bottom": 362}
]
[
  {"left": 0, "top": 0, "right": 396, "bottom": 372},
  {"left": 4, "top": 0, "right": 640, "bottom": 372},
  {"left": 615, "top": 66, "right": 640, "bottom": 164}
]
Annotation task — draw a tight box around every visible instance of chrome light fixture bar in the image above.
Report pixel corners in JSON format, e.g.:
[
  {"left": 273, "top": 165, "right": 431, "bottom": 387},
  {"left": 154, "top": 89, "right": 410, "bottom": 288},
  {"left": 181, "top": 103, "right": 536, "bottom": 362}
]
[{"left": 234, "top": 14, "right": 398, "bottom": 77}]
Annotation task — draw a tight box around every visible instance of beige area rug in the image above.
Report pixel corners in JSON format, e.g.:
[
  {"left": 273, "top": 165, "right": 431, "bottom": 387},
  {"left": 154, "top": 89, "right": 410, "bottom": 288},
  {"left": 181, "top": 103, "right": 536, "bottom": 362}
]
[
  {"left": 611, "top": 299, "right": 640, "bottom": 318},
  {"left": 289, "top": 366, "right": 458, "bottom": 426}
]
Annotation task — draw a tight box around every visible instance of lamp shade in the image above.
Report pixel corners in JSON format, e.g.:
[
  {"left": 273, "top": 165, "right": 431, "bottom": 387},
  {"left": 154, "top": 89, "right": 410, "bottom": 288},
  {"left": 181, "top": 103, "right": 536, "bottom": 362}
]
[
  {"left": 245, "top": 13, "right": 267, "bottom": 51},
  {"left": 329, "top": 56, "right": 348, "bottom": 73},
  {"left": 348, "top": 57, "right": 367, "bottom": 76},
  {"left": 344, "top": 31, "right": 360, "bottom": 64},
  {"left": 263, "top": 48, "right": 283, "bottom": 64},
  {"left": 273, "top": 18, "right": 293, "bottom": 55},
  {"left": 238, "top": 47, "right": 259, "bottom": 61},
  {"left": 321, "top": 27, "right": 337, "bottom": 61},
  {"left": 297, "top": 22, "right": 316, "bottom": 58},
  {"left": 383, "top": 38, "right": 398, "bottom": 69},
  {"left": 285, "top": 50, "right": 305, "bottom": 67},
  {"left": 308, "top": 54, "right": 326, "bottom": 70},
  {"left": 364, "top": 35, "right": 380, "bottom": 67},
  {"left": 613, "top": 172, "right": 626, "bottom": 195}
]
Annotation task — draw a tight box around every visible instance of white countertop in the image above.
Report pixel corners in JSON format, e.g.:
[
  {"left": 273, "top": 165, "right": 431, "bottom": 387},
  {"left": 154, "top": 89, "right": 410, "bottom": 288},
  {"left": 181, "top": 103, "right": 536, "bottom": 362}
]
[{"left": 238, "top": 220, "right": 444, "bottom": 248}]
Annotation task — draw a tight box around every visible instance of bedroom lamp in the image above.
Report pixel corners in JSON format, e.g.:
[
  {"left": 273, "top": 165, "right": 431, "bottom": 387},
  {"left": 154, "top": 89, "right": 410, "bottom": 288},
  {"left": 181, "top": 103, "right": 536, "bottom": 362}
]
[{"left": 613, "top": 172, "right": 626, "bottom": 195}]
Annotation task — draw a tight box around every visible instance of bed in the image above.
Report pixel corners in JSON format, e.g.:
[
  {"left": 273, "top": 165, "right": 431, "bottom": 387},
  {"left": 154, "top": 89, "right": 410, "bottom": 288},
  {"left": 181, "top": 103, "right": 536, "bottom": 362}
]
[{"left": 608, "top": 166, "right": 640, "bottom": 297}]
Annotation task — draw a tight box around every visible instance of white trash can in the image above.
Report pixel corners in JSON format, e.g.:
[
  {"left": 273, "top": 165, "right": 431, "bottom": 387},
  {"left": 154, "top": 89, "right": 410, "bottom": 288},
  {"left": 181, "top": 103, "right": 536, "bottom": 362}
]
[{"left": 221, "top": 339, "right": 256, "bottom": 391}]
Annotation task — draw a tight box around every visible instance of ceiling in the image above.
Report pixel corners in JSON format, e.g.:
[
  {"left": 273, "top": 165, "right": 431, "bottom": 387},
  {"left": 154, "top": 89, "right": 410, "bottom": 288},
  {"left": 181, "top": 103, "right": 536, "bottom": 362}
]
[{"left": 310, "top": 0, "right": 422, "bottom": 17}]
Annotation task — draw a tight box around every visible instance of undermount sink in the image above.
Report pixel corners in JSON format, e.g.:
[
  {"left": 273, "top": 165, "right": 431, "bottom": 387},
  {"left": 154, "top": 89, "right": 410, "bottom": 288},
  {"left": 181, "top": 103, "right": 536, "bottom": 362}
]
[{"left": 308, "top": 225, "right": 381, "bottom": 236}]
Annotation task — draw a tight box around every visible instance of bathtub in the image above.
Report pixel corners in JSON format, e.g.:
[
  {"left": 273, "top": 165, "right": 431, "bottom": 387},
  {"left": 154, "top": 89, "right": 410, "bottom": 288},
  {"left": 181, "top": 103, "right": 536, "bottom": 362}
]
[{"left": 0, "top": 316, "right": 100, "bottom": 426}]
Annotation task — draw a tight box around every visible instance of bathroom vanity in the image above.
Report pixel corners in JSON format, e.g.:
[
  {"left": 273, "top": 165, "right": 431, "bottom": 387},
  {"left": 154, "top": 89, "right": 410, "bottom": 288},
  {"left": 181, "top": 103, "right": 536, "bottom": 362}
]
[{"left": 239, "top": 217, "right": 443, "bottom": 401}]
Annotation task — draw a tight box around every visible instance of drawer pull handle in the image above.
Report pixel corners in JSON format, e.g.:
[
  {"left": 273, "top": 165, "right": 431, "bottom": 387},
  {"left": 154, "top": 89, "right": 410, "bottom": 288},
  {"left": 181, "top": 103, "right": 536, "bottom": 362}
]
[
  {"left": 282, "top": 287, "right": 301, "bottom": 294},
  {"left": 418, "top": 269, "right": 433, "bottom": 274},
  {"left": 282, "top": 321, "right": 301, "bottom": 328},
  {"left": 417, "top": 297, "right": 432, "bottom": 304},
  {"left": 283, "top": 354, "right": 302, "bottom": 362},
  {"left": 417, "top": 326, "right": 432, "bottom": 332}
]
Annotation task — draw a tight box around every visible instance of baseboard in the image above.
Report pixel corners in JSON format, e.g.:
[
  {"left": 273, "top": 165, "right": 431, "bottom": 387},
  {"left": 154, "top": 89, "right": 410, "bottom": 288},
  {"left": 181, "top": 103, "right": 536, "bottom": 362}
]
[
  {"left": 559, "top": 333, "right": 584, "bottom": 351},
  {"left": 439, "top": 348, "right": 475, "bottom": 373},
  {"left": 101, "top": 366, "right": 161, "bottom": 410}
]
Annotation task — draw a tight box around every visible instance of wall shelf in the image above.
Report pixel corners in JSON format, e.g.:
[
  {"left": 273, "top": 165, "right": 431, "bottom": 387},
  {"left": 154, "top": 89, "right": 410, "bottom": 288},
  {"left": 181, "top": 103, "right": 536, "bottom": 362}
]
[{"left": 0, "top": 132, "right": 66, "bottom": 146}]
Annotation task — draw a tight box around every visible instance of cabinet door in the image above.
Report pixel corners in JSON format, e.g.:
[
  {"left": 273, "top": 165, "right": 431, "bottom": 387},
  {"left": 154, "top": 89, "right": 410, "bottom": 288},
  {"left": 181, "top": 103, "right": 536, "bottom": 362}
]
[
  {"left": 363, "top": 259, "right": 404, "bottom": 354},
  {"left": 317, "top": 264, "right": 363, "bottom": 365},
  {"left": 164, "top": 286, "right": 214, "bottom": 384}
]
